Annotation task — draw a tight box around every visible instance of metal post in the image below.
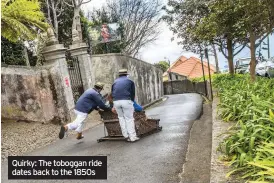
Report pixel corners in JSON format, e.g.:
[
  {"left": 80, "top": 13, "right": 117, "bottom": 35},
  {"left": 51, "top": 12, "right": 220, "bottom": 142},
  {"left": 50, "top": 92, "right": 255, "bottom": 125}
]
[
  {"left": 205, "top": 48, "right": 213, "bottom": 100},
  {"left": 267, "top": 36, "right": 270, "bottom": 59},
  {"left": 165, "top": 57, "right": 173, "bottom": 94},
  {"left": 169, "top": 59, "right": 174, "bottom": 94},
  {"left": 200, "top": 49, "right": 208, "bottom": 96}
]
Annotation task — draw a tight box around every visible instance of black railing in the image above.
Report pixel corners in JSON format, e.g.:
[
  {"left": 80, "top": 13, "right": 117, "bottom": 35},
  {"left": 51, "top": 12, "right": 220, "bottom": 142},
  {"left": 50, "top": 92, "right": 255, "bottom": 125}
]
[{"left": 66, "top": 52, "right": 84, "bottom": 103}]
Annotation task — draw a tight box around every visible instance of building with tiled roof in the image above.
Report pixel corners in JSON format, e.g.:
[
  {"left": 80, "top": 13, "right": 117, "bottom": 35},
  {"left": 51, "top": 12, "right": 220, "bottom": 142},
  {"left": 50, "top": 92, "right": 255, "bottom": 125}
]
[{"left": 163, "top": 56, "right": 216, "bottom": 81}]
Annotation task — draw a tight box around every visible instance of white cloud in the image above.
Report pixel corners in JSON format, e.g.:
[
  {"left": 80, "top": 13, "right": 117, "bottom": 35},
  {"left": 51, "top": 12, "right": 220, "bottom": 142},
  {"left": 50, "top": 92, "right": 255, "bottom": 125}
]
[
  {"left": 138, "top": 21, "right": 200, "bottom": 64},
  {"left": 81, "top": 0, "right": 106, "bottom": 13}
]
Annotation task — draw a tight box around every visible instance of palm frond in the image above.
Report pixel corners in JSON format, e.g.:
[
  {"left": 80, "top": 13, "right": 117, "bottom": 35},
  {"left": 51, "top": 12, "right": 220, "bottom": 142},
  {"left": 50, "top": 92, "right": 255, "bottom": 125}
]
[{"left": 1, "top": 0, "right": 48, "bottom": 42}]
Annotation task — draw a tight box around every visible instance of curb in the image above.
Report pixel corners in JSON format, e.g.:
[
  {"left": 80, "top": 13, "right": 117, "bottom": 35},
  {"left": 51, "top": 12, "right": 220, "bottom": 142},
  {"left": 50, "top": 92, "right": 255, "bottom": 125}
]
[{"left": 143, "top": 96, "right": 166, "bottom": 110}]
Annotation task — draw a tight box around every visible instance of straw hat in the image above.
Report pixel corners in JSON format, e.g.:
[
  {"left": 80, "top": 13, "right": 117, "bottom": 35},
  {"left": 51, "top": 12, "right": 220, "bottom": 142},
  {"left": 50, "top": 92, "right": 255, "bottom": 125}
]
[
  {"left": 118, "top": 69, "right": 129, "bottom": 75},
  {"left": 94, "top": 82, "right": 104, "bottom": 89}
]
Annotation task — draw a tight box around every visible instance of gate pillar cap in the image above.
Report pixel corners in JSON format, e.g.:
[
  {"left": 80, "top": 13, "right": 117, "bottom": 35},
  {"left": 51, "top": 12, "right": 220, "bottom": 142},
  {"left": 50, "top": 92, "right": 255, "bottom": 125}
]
[
  {"left": 42, "top": 44, "right": 67, "bottom": 61},
  {"left": 69, "top": 43, "right": 89, "bottom": 56}
]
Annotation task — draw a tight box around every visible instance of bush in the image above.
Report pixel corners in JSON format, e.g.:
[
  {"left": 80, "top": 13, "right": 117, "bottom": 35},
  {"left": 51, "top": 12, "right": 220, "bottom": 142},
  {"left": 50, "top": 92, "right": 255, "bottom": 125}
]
[
  {"left": 213, "top": 74, "right": 274, "bottom": 182},
  {"left": 190, "top": 74, "right": 218, "bottom": 82}
]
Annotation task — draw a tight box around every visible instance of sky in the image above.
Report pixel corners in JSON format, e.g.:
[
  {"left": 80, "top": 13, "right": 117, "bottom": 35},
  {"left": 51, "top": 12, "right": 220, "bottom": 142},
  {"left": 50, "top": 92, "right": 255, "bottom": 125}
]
[{"left": 82, "top": 0, "right": 274, "bottom": 70}]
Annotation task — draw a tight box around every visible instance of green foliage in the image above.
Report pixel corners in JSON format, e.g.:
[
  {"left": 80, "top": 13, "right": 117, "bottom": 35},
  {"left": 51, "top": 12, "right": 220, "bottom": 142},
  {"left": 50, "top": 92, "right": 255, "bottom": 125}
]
[
  {"left": 1, "top": 37, "right": 26, "bottom": 65},
  {"left": 190, "top": 0, "right": 273, "bottom": 47},
  {"left": 1, "top": 36, "right": 38, "bottom": 66},
  {"left": 213, "top": 74, "right": 274, "bottom": 182},
  {"left": 40, "top": 2, "right": 89, "bottom": 49},
  {"left": 163, "top": 0, "right": 210, "bottom": 53},
  {"left": 234, "top": 0, "right": 273, "bottom": 39},
  {"left": 154, "top": 61, "right": 170, "bottom": 72},
  {"left": 80, "top": 11, "right": 93, "bottom": 53},
  {"left": 164, "top": 0, "right": 273, "bottom": 77},
  {"left": 191, "top": 75, "right": 209, "bottom": 82},
  {"left": 194, "top": 0, "right": 243, "bottom": 43},
  {"left": 35, "top": 32, "right": 48, "bottom": 66},
  {"left": 1, "top": 0, "right": 48, "bottom": 42},
  {"left": 190, "top": 74, "right": 219, "bottom": 82},
  {"left": 245, "top": 142, "right": 274, "bottom": 182}
]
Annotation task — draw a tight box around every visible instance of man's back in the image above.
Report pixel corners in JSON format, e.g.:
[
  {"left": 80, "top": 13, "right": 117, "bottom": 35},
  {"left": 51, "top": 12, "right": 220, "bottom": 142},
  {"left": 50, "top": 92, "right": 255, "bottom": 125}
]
[
  {"left": 112, "top": 76, "right": 135, "bottom": 101},
  {"left": 75, "top": 88, "right": 100, "bottom": 113}
]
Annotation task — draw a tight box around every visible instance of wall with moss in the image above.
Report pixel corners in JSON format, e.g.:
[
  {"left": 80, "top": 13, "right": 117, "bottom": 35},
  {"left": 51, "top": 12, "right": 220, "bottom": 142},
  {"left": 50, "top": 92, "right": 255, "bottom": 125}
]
[{"left": 1, "top": 66, "right": 64, "bottom": 123}]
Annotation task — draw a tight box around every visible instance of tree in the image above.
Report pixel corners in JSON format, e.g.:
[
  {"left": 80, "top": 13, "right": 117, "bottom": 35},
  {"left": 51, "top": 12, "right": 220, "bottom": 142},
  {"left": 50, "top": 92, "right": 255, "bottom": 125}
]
[
  {"left": 212, "top": 44, "right": 220, "bottom": 73},
  {"left": 1, "top": 0, "right": 48, "bottom": 42},
  {"left": 89, "top": 0, "right": 162, "bottom": 57},
  {"left": 193, "top": 0, "right": 274, "bottom": 79},
  {"left": 154, "top": 61, "right": 169, "bottom": 72},
  {"left": 163, "top": 0, "right": 246, "bottom": 75},
  {"left": 51, "top": 2, "right": 74, "bottom": 47},
  {"left": 233, "top": 0, "right": 274, "bottom": 81},
  {"left": 192, "top": 0, "right": 247, "bottom": 74},
  {"left": 41, "top": 1, "right": 90, "bottom": 48},
  {"left": 43, "top": 0, "right": 65, "bottom": 40},
  {"left": 163, "top": 0, "right": 224, "bottom": 73},
  {"left": 63, "top": 0, "right": 91, "bottom": 43},
  {"left": 163, "top": 0, "right": 210, "bottom": 54}
]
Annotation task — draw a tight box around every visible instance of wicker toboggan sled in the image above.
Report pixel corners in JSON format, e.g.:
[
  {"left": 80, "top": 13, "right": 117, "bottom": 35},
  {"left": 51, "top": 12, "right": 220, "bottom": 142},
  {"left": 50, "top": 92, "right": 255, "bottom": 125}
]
[{"left": 97, "top": 110, "right": 162, "bottom": 142}]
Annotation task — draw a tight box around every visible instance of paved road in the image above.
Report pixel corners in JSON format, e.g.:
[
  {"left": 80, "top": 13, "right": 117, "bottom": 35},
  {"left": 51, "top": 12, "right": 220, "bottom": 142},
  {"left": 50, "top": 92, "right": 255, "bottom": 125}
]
[{"left": 1, "top": 94, "right": 203, "bottom": 183}]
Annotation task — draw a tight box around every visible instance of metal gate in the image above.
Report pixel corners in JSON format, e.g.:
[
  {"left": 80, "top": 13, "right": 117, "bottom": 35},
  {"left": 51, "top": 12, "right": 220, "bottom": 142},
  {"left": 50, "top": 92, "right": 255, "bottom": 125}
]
[{"left": 66, "top": 53, "right": 84, "bottom": 103}]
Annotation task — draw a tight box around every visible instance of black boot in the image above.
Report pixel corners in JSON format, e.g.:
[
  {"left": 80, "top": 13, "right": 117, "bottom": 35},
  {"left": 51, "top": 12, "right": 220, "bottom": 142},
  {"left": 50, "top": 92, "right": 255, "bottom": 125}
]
[{"left": 59, "top": 126, "right": 67, "bottom": 139}]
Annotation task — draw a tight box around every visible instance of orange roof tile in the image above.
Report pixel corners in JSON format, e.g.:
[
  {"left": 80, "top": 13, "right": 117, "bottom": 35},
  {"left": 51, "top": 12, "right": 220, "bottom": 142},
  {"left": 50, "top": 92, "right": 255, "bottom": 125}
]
[{"left": 164, "top": 56, "right": 216, "bottom": 79}]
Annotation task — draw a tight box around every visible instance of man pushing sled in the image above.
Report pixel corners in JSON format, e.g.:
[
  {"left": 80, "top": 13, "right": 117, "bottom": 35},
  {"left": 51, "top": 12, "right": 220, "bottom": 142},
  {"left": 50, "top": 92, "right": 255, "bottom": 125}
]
[
  {"left": 58, "top": 69, "right": 157, "bottom": 143},
  {"left": 59, "top": 82, "right": 112, "bottom": 140}
]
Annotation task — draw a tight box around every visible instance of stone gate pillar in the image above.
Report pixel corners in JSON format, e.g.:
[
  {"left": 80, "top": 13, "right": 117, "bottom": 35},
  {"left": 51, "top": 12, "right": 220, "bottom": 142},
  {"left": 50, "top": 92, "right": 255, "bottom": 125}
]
[
  {"left": 69, "top": 42, "right": 93, "bottom": 90},
  {"left": 42, "top": 30, "right": 75, "bottom": 123}
]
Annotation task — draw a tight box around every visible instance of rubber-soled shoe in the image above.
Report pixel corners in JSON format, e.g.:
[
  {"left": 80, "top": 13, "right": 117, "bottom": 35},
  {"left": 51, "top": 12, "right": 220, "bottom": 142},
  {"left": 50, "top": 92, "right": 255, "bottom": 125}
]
[{"left": 127, "top": 136, "right": 140, "bottom": 142}]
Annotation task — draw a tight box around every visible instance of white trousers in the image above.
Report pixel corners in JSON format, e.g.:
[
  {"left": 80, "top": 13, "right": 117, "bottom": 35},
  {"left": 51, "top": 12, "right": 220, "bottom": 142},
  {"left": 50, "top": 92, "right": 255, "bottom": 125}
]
[
  {"left": 113, "top": 100, "right": 137, "bottom": 138},
  {"left": 67, "top": 110, "right": 88, "bottom": 133}
]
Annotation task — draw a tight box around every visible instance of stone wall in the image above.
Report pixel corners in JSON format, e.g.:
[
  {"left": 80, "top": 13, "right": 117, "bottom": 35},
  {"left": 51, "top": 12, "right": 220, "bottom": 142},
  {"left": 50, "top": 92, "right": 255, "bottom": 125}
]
[
  {"left": 1, "top": 53, "right": 163, "bottom": 123},
  {"left": 1, "top": 65, "right": 74, "bottom": 123},
  {"left": 163, "top": 80, "right": 213, "bottom": 100},
  {"left": 90, "top": 53, "right": 164, "bottom": 105}
]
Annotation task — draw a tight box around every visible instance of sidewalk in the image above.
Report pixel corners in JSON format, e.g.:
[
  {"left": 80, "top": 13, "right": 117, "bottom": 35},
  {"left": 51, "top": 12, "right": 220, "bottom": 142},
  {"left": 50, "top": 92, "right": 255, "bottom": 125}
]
[
  {"left": 1, "top": 111, "right": 102, "bottom": 161},
  {"left": 179, "top": 103, "right": 212, "bottom": 183},
  {"left": 210, "top": 97, "right": 243, "bottom": 183}
]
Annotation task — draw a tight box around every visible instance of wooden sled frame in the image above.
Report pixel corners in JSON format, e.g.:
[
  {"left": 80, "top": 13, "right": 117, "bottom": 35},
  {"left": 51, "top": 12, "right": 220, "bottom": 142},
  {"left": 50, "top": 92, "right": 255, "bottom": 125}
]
[{"left": 97, "top": 123, "right": 162, "bottom": 143}]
